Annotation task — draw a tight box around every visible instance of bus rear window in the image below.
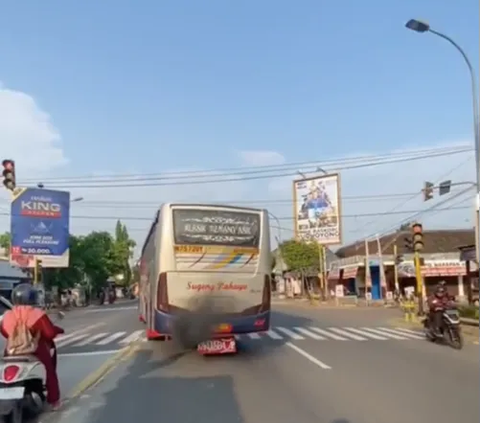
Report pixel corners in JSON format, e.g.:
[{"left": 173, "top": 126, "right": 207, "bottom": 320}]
[{"left": 173, "top": 209, "right": 260, "bottom": 247}]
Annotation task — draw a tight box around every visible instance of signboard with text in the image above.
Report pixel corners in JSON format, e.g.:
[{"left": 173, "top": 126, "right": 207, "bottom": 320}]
[{"left": 10, "top": 188, "right": 70, "bottom": 268}]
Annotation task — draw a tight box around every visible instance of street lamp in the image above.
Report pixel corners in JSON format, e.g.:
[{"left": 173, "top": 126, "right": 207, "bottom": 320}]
[{"left": 405, "top": 18, "right": 480, "bottom": 261}]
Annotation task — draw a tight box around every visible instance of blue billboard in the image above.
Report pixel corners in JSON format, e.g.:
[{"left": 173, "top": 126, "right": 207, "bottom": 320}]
[{"left": 10, "top": 188, "right": 70, "bottom": 268}]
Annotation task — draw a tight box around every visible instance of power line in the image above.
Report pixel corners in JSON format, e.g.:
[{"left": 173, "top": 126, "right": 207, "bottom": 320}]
[
  {"left": 353, "top": 157, "right": 474, "bottom": 238},
  {"left": 0, "top": 205, "right": 470, "bottom": 223},
  {"left": 19, "top": 146, "right": 471, "bottom": 185},
  {"left": 25, "top": 152, "right": 472, "bottom": 189}
]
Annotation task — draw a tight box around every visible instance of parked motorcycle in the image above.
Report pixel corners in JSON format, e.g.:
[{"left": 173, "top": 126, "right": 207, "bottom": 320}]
[
  {"left": 0, "top": 312, "right": 64, "bottom": 422},
  {"left": 423, "top": 302, "right": 463, "bottom": 350}
]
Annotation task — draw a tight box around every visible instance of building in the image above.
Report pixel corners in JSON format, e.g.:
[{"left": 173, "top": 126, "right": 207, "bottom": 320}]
[{"left": 328, "top": 229, "right": 475, "bottom": 301}]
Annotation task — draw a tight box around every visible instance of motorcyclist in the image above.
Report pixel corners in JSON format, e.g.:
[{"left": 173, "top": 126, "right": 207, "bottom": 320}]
[
  {"left": 427, "top": 281, "right": 452, "bottom": 336},
  {"left": 0, "top": 284, "right": 63, "bottom": 409}
]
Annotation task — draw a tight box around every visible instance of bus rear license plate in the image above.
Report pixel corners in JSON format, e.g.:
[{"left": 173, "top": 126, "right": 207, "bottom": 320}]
[{"left": 197, "top": 339, "right": 236, "bottom": 355}]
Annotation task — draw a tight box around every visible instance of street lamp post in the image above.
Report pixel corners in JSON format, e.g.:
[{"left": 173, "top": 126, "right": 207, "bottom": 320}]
[{"left": 405, "top": 19, "right": 480, "bottom": 261}]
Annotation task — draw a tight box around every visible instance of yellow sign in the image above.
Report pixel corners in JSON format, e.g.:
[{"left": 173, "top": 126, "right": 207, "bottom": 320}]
[{"left": 174, "top": 245, "right": 204, "bottom": 254}]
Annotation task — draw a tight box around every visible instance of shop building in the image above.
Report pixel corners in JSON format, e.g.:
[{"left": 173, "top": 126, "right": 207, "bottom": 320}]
[{"left": 328, "top": 229, "right": 475, "bottom": 302}]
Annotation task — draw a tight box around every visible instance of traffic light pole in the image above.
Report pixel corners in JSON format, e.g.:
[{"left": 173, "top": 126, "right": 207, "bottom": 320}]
[{"left": 414, "top": 251, "right": 424, "bottom": 315}]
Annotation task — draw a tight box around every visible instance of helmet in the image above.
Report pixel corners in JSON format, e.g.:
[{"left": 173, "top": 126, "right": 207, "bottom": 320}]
[
  {"left": 11, "top": 283, "right": 38, "bottom": 306},
  {"left": 434, "top": 285, "right": 446, "bottom": 298}
]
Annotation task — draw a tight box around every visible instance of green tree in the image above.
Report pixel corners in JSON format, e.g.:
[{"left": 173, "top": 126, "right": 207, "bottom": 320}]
[
  {"left": 0, "top": 232, "right": 10, "bottom": 254},
  {"left": 111, "top": 221, "right": 136, "bottom": 286},
  {"left": 280, "top": 240, "right": 320, "bottom": 273},
  {"left": 44, "top": 232, "right": 118, "bottom": 292}
]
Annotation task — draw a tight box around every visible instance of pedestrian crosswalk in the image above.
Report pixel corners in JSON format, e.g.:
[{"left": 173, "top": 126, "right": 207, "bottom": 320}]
[
  {"left": 235, "top": 326, "right": 425, "bottom": 341},
  {"left": 54, "top": 326, "right": 425, "bottom": 350}
]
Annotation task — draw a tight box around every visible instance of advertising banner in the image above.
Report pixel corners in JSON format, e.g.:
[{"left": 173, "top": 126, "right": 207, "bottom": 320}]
[
  {"left": 293, "top": 173, "right": 342, "bottom": 245},
  {"left": 10, "top": 188, "right": 70, "bottom": 268}
]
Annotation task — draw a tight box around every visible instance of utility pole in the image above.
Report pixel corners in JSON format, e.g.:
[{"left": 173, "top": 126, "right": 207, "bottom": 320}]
[
  {"left": 393, "top": 244, "right": 400, "bottom": 292},
  {"left": 364, "top": 239, "right": 371, "bottom": 304},
  {"left": 411, "top": 223, "right": 425, "bottom": 315},
  {"left": 376, "top": 235, "right": 386, "bottom": 300}
]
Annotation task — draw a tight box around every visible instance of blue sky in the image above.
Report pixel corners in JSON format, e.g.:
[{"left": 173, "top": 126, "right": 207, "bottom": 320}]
[{"left": 0, "top": 0, "right": 478, "bottom": 250}]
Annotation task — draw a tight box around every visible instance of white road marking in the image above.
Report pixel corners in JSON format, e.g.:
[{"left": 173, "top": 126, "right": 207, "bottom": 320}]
[
  {"left": 286, "top": 342, "right": 331, "bottom": 369},
  {"left": 394, "top": 327, "right": 425, "bottom": 336},
  {"left": 86, "top": 306, "right": 137, "bottom": 313},
  {"left": 276, "top": 327, "right": 304, "bottom": 340},
  {"left": 58, "top": 349, "right": 123, "bottom": 357},
  {"left": 294, "top": 327, "right": 326, "bottom": 340},
  {"left": 308, "top": 327, "right": 348, "bottom": 340},
  {"left": 119, "top": 330, "right": 144, "bottom": 345},
  {"left": 248, "top": 333, "right": 261, "bottom": 339},
  {"left": 359, "top": 327, "right": 408, "bottom": 340},
  {"left": 266, "top": 330, "right": 283, "bottom": 339},
  {"left": 56, "top": 334, "right": 89, "bottom": 348},
  {"left": 327, "top": 328, "right": 367, "bottom": 341},
  {"left": 73, "top": 333, "right": 109, "bottom": 347},
  {"left": 344, "top": 327, "right": 388, "bottom": 340},
  {"left": 377, "top": 327, "right": 424, "bottom": 339},
  {"left": 96, "top": 331, "right": 127, "bottom": 345}
]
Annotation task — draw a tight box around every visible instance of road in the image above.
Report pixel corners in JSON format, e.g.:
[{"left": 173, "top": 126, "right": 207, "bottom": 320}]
[{"left": 46, "top": 302, "right": 478, "bottom": 423}]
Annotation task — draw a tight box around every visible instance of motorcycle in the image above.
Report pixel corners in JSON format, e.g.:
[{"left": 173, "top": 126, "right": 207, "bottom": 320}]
[
  {"left": 423, "top": 301, "right": 463, "bottom": 350},
  {"left": 0, "top": 311, "right": 64, "bottom": 422}
]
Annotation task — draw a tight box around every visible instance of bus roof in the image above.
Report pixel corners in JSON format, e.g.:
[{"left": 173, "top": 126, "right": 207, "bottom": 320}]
[
  {"left": 164, "top": 203, "right": 265, "bottom": 213},
  {"left": 140, "top": 203, "right": 267, "bottom": 255}
]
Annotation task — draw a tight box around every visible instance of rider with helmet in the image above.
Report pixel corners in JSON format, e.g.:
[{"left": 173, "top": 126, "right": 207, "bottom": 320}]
[
  {"left": 0, "top": 284, "right": 63, "bottom": 409},
  {"left": 427, "top": 281, "right": 452, "bottom": 336}
]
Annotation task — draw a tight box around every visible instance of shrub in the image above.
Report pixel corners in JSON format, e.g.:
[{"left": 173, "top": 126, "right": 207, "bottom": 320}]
[{"left": 458, "top": 305, "right": 479, "bottom": 320}]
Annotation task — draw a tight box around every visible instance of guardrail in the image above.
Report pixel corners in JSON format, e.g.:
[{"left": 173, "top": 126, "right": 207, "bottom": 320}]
[{"left": 460, "top": 317, "right": 479, "bottom": 326}]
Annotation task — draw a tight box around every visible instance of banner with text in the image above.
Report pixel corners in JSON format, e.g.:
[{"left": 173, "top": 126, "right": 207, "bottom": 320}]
[
  {"left": 10, "top": 188, "right": 70, "bottom": 268},
  {"left": 293, "top": 173, "right": 342, "bottom": 245}
]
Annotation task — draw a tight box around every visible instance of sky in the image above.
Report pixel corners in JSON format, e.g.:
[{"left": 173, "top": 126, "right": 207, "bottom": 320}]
[{"left": 0, "top": 0, "right": 478, "bottom": 257}]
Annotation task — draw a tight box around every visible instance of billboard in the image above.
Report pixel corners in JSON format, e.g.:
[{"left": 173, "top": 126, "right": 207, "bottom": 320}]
[
  {"left": 293, "top": 173, "right": 342, "bottom": 245},
  {"left": 10, "top": 188, "right": 70, "bottom": 268}
]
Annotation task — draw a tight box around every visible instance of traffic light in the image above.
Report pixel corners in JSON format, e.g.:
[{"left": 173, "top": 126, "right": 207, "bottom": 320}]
[
  {"left": 2, "top": 160, "right": 16, "bottom": 191},
  {"left": 404, "top": 237, "right": 413, "bottom": 252},
  {"left": 438, "top": 180, "right": 452, "bottom": 196},
  {"left": 412, "top": 222, "right": 424, "bottom": 252},
  {"left": 423, "top": 181, "right": 434, "bottom": 201}
]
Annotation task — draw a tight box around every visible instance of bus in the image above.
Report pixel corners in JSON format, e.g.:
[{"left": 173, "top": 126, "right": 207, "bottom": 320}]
[{"left": 138, "top": 203, "right": 271, "bottom": 354}]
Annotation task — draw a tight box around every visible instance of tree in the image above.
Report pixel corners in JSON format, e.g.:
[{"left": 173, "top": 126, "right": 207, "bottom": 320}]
[
  {"left": 111, "top": 220, "right": 136, "bottom": 286},
  {"left": 280, "top": 240, "right": 320, "bottom": 274},
  {"left": 0, "top": 232, "right": 10, "bottom": 255}
]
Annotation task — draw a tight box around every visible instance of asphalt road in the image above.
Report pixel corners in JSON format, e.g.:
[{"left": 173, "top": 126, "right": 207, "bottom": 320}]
[{"left": 45, "top": 303, "right": 479, "bottom": 423}]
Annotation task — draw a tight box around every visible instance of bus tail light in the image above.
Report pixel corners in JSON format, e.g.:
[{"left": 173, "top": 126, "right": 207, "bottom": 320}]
[
  {"left": 157, "top": 272, "right": 169, "bottom": 312},
  {"left": 259, "top": 274, "right": 271, "bottom": 312}
]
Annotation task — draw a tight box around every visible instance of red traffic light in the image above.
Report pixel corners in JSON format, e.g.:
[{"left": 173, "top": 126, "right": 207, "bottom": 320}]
[
  {"left": 412, "top": 222, "right": 423, "bottom": 233},
  {"left": 2, "top": 160, "right": 14, "bottom": 171},
  {"left": 2, "top": 159, "right": 16, "bottom": 191}
]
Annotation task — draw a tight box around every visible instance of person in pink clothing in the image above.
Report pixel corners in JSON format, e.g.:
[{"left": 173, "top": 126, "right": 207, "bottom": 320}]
[{"left": 0, "top": 284, "right": 64, "bottom": 409}]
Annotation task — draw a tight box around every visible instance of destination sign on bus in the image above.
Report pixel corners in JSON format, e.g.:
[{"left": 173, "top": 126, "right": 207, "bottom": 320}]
[{"left": 173, "top": 209, "right": 260, "bottom": 247}]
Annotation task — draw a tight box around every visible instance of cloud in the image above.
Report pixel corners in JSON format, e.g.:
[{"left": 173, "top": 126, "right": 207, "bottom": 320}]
[
  {"left": 0, "top": 82, "right": 69, "bottom": 228},
  {"left": 0, "top": 83, "right": 68, "bottom": 174}
]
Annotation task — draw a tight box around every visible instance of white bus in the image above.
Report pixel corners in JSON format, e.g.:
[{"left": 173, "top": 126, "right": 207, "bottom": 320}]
[{"left": 138, "top": 203, "right": 271, "bottom": 353}]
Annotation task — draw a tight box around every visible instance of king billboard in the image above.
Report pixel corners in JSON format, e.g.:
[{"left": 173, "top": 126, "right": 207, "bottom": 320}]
[{"left": 10, "top": 188, "right": 70, "bottom": 268}]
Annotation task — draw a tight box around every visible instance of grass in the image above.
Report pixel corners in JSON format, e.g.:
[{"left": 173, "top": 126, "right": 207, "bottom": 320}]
[{"left": 458, "top": 305, "right": 479, "bottom": 320}]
